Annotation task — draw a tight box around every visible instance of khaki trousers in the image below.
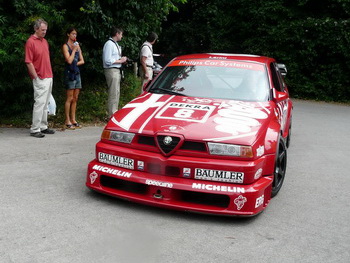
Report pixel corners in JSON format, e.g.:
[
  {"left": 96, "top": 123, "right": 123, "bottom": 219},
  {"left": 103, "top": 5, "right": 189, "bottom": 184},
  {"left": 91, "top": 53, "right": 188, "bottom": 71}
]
[
  {"left": 31, "top": 78, "right": 53, "bottom": 133},
  {"left": 104, "top": 68, "right": 121, "bottom": 117},
  {"left": 141, "top": 67, "right": 153, "bottom": 91}
]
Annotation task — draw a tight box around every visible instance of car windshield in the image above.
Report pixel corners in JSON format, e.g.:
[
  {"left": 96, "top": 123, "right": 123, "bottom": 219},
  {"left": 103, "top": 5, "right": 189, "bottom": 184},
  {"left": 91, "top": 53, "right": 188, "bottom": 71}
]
[{"left": 149, "top": 60, "right": 270, "bottom": 101}]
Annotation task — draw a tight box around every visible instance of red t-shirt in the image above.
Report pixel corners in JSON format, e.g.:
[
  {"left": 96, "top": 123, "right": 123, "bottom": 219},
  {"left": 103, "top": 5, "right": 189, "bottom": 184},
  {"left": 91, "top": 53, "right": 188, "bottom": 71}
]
[{"left": 25, "top": 35, "right": 53, "bottom": 79}]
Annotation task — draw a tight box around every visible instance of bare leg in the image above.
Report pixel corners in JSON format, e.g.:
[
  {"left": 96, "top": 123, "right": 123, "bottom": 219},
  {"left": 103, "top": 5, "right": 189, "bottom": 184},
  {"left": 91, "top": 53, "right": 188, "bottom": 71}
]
[
  {"left": 65, "top": 89, "right": 74, "bottom": 125},
  {"left": 70, "top": 89, "right": 80, "bottom": 124}
]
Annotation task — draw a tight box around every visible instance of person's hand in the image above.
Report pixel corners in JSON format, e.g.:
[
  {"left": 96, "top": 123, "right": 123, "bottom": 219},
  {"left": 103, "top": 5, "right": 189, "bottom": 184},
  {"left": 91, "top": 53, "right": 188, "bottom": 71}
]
[
  {"left": 72, "top": 43, "right": 80, "bottom": 52},
  {"left": 120, "top": 56, "right": 127, "bottom": 63}
]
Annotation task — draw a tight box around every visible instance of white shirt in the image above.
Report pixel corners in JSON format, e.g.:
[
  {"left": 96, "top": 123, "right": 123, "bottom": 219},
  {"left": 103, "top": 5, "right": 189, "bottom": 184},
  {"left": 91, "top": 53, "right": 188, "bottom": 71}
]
[
  {"left": 140, "top": 41, "right": 153, "bottom": 67},
  {"left": 103, "top": 38, "right": 122, "bottom": 68}
]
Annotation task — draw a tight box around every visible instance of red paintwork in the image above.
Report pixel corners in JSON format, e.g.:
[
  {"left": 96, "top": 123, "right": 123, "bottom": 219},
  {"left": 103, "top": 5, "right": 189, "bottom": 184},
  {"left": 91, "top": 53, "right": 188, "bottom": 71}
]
[{"left": 86, "top": 53, "right": 293, "bottom": 216}]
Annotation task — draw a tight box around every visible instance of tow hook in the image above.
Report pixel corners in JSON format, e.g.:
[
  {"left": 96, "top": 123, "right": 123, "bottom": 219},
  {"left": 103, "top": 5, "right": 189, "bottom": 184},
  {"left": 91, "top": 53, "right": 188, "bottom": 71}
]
[{"left": 153, "top": 190, "right": 163, "bottom": 199}]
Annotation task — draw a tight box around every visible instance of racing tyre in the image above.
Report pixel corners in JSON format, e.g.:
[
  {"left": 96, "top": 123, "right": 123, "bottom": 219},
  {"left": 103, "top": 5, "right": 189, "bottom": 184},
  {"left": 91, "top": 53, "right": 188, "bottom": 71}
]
[{"left": 271, "top": 139, "right": 287, "bottom": 197}]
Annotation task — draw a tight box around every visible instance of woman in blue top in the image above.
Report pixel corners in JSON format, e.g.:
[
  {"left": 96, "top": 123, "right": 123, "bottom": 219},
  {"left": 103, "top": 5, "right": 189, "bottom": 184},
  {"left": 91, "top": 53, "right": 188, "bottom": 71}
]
[{"left": 62, "top": 27, "right": 85, "bottom": 129}]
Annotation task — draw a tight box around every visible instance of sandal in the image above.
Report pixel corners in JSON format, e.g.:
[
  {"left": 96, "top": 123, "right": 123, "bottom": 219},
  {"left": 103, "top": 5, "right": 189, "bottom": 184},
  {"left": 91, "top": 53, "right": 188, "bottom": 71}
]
[
  {"left": 72, "top": 123, "right": 82, "bottom": 129},
  {"left": 65, "top": 124, "right": 75, "bottom": 130}
]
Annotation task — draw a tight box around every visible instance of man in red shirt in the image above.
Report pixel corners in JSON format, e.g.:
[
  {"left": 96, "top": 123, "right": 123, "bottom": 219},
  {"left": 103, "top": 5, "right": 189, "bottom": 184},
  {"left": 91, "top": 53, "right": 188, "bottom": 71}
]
[{"left": 25, "top": 18, "right": 55, "bottom": 138}]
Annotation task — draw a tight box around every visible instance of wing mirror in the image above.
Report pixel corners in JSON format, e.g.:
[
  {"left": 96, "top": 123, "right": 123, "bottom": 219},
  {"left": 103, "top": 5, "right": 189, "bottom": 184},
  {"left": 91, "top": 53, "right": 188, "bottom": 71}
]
[
  {"left": 273, "top": 89, "right": 289, "bottom": 103},
  {"left": 277, "top": 63, "right": 287, "bottom": 76}
]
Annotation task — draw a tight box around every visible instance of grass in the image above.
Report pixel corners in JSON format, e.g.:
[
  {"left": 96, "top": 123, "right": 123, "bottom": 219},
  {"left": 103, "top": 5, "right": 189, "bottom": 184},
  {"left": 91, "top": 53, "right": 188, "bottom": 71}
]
[{"left": 0, "top": 72, "right": 142, "bottom": 128}]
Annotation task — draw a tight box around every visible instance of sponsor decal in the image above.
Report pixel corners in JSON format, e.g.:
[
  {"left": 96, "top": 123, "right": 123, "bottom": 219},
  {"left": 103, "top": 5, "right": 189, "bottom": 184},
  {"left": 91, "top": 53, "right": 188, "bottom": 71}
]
[
  {"left": 137, "top": 161, "right": 144, "bottom": 171},
  {"left": 170, "top": 59, "right": 264, "bottom": 71},
  {"left": 183, "top": 168, "right": 191, "bottom": 178},
  {"left": 145, "top": 179, "right": 173, "bottom": 188},
  {"left": 155, "top": 102, "right": 215, "bottom": 123},
  {"left": 92, "top": 165, "right": 132, "bottom": 178},
  {"left": 206, "top": 101, "right": 269, "bottom": 141},
  {"left": 195, "top": 168, "right": 244, "bottom": 183},
  {"left": 168, "top": 102, "right": 212, "bottom": 110},
  {"left": 257, "top": 145, "right": 264, "bottom": 157},
  {"left": 255, "top": 194, "right": 264, "bottom": 208},
  {"left": 234, "top": 195, "right": 247, "bottom": 210},
  {"left": 89, "top": 171, "right": 98, "bottom": 184},
  {"left": 184, "top": 98, "right": 213, "bottom": 104},
  {"left": 192, "top": 183, "right": 245, "bottom": 193},
  {"left": 209, "top": 56, "right": 227, "bottom": 60},
  {"left": 254, "top": 168, "right": 263, "bottom": 180},
  {"left": 161, "top": 125, "right": 185, "bottom": 132},
  {"left": 98, "top": 152, "right": 134, "bottom": 170},
  {"left": 111, "top": 93, "right": 172, "bottom": 132},
  {"left": 275, "top": 100, "right": 288, "bottom": 131}
]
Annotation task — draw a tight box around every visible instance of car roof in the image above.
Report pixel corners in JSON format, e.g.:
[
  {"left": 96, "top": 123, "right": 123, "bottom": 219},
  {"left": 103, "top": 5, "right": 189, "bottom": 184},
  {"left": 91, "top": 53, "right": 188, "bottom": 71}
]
[{"left": 173, "top": 53, "right": 275, "bottom": 64}]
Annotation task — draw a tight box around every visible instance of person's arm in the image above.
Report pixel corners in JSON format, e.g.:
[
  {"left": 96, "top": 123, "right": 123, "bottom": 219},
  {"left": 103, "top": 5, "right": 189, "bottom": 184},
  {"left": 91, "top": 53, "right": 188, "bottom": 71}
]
[
  {"left": 103, "top": 41, "right": 127, "bottom": 66},
  {"left": 25, "top": 39, "right": 38, "bottom": 79},
  {"left": 113, "top": 56, "right": 127, "bottom": 65},
  {"left": 26, "top": 63, "right": 38, "bottom": 79},
  {"left": 141, "top": 56, "right": 149, "bottom": 79},
  {"left": 77, "top": 48, "right": 85, "bottom": 66},
  {"left": 62, "top": 44, "right": 78, "bottom": 65}
]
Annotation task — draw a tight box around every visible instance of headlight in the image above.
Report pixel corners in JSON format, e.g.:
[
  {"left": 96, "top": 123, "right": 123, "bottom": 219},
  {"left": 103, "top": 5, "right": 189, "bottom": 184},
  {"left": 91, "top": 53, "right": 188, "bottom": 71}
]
[
  {"left": 101, "top": 130, "right": 135, "bottom": 144},
  {"left": 208, "top": 142, "right": 253, "bottom": 158}
]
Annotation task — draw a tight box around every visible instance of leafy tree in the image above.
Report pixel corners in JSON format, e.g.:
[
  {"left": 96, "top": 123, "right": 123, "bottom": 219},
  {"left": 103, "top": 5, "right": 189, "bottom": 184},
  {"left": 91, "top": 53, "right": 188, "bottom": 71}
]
[
  {"left": 1, "top": 0, "right": 349, "bottom": 124},
  {"left": 0, "top": 0, "right": 186, "bottom": 120},
  {"left": 160, "top": 0, "right": 350, "bottom": 101}
]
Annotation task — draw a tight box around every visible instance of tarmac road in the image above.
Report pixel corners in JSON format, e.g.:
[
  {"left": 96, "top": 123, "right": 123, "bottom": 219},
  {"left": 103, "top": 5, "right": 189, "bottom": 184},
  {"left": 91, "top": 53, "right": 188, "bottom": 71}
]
[{"left": 1, "top": 99, "right": 350, "bottom": 263}]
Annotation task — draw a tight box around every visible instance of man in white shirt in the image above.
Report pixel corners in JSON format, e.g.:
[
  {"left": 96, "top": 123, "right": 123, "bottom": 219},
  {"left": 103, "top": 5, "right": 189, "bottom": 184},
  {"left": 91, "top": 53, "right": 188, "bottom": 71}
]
[
  {"left": 140, "top": 32, "right": 158, "bottom": 89},
  {"left": 102, "top": 27, "right": 128, "bottom": 117}
]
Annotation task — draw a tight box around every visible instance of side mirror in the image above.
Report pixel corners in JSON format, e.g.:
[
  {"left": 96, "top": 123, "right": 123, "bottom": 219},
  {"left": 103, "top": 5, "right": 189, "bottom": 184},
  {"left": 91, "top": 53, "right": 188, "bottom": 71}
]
[
  {"left": 277, "top": 63, "right": 287, "bottom": 76},
  {"left": 273, "top": 89, "right": 289, "bottom": 103}
]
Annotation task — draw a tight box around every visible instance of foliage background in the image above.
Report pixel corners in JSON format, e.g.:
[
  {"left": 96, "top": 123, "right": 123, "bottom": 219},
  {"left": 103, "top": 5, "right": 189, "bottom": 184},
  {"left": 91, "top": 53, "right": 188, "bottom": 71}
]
[
  {"left": 159, "top": 0, "right": 350, "bottom": 101},
  {"left": 0, "top": 0, "right": 349, "bottom": 125}
]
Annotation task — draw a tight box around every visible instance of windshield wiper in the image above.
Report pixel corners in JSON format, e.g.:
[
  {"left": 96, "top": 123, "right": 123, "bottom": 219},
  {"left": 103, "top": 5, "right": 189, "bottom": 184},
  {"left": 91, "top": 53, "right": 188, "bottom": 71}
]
[{"left": 152, "top": 87, "right": 186, "bottom": 96}]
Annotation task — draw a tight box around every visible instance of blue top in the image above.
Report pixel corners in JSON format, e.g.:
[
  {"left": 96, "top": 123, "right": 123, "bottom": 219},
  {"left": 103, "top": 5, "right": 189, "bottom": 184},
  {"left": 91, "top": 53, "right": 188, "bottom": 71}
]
[{"left": 65, "top": 43, "right": 80, "bottom": 74}]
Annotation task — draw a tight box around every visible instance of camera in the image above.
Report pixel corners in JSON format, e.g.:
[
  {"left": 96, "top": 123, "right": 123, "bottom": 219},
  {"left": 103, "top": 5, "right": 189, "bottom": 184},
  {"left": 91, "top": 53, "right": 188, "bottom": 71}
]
[{"left": 123, "top": 58, "right": 134, "bottom": 68}]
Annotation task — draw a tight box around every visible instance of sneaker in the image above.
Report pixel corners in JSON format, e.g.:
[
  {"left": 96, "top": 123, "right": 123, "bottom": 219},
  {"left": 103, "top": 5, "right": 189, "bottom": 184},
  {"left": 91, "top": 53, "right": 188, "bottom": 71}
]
[
  {"left": 41, "top": 128, "right": 55, "bottom": 134},
  {"left": 30, "top": 132, "right": 45, "bottom": 138}
]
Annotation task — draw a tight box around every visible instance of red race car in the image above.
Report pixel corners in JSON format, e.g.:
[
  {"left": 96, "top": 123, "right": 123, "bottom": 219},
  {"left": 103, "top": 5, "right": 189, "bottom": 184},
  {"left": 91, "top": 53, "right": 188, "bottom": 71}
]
[{"left": 86, "top": 53, "right": 293, "bottom": 216}]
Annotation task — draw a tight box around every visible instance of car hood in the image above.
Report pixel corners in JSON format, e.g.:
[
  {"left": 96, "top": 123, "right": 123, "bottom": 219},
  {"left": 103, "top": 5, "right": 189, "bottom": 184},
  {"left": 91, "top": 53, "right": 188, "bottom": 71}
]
[{"left": 106, "top": 93, "right": 276, "bottom": 146}]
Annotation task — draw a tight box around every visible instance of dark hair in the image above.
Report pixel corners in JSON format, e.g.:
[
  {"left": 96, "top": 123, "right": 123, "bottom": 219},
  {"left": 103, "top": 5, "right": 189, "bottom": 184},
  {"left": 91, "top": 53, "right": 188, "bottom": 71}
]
[
  {"left": 66, "top": 27, "right": 77, "bottom": 35},
  {"left": 110, "top": 27, "right": 123, "bottom": 37},
  {"left": 146, "top": 32, "right": 158, "bottom": 43}
]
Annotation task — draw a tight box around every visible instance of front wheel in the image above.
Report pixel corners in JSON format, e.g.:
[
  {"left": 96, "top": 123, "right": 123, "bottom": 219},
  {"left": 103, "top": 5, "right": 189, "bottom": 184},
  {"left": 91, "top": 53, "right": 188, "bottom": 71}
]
[{"left": 271, "top": 139, "right": 287, "bottom": 197}]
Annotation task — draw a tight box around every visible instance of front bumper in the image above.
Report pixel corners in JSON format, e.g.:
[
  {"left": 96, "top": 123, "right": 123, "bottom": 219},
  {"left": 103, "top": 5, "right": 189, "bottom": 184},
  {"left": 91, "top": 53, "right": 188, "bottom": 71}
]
[{"left": 86, "top": 159, "right": 273, "bottom": 216}]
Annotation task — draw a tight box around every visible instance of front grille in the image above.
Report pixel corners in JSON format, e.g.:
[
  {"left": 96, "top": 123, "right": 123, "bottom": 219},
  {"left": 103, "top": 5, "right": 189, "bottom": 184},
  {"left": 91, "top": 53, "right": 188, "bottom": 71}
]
[
  {"left": 181, "top": 141, "right": 207, "bottom": 152},
  {"left": 138, "top": 136, "right": 156, "bottom": 146},
  {"left": 100, "top": 175, "right": 230, "bottom": 209},
  {"left": 100, "top": 175, "right": 147, "bottom": 194},
  {"left": 138, "top": 135, "right": 207, "bottom": 154},
  {"left": 157, "top": 135, "right": 181, "bottom": 154},
  {"left": 181, "top": 191, "right": 230, "bottom": 208}
]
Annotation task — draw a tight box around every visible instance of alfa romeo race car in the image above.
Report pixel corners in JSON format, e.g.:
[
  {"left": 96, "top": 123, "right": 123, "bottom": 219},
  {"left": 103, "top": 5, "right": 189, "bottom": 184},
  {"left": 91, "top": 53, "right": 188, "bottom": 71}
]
[{"left": 86, "top": 53, "right": 293, "bottom": 216}]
